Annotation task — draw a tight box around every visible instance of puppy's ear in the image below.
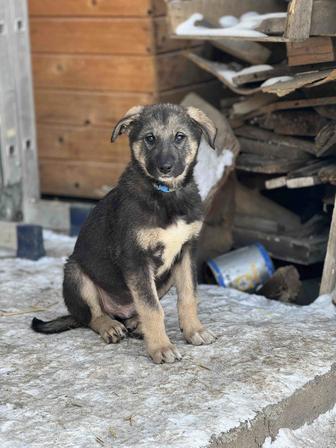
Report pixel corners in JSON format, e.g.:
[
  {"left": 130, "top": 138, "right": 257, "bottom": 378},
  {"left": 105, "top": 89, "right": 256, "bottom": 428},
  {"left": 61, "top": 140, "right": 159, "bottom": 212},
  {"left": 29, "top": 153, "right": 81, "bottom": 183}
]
[
  {"left": 111, "top": 105, "right": 144, "bottom": 142},
  {"left": 186, "top": 106, "right": 217, "bottom": 150}
]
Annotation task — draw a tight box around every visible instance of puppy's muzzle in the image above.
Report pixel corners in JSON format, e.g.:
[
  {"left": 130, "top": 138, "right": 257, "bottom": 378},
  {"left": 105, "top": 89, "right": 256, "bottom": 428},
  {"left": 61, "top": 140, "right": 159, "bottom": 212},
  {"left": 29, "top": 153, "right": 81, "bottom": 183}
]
[{"left": 157, "top": 155, "right": 175, "bottom": 176}]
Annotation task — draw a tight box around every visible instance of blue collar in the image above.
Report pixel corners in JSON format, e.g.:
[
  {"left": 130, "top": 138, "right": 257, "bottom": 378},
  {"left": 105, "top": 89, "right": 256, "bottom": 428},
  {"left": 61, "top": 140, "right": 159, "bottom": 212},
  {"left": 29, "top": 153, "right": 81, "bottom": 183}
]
[{"left": 153, "top": 182, "right": 173, "bottom": 193}]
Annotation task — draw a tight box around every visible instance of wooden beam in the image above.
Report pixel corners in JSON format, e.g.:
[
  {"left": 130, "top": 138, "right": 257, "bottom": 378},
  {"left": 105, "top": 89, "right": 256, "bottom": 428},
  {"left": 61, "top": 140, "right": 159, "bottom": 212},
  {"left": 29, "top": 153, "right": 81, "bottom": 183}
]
[
  {"left": 285, "top": 0, "right": 313, "bottom": 41},
  {"left": 211, "top": 40, "right": 271, "bottom": 65},
  {"left": 28, "top": 0, "right": 166, "bottom": 17},
  {"left": 320, "top": 194, "right": 336, "bottom": 294},
  {"left": 287, "top": 37, "right": 336, "bottom": 66}
]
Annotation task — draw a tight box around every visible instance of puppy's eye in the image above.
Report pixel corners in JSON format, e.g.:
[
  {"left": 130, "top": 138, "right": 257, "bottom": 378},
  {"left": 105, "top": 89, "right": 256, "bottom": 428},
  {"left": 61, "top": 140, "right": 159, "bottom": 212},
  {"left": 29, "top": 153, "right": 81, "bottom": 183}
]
[
  {"left": 175, "top": 132, "right": 185, "bottom": 143},
  {"left": 145, "top": 134, "right": 155, "bottom": 144}
]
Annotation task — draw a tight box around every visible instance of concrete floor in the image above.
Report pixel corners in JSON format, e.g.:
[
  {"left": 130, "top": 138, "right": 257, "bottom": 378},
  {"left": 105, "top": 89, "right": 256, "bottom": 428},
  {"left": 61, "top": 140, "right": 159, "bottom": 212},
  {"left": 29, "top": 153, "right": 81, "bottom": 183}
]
[{"left": 1, "top": 231, "right": 336, "bottom": 448}]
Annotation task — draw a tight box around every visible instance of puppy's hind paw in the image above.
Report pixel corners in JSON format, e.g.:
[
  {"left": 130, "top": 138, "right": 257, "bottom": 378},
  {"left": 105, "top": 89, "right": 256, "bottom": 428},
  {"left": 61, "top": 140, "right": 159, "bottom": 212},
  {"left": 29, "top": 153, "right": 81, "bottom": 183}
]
[
  {"left": 103, "top": 322, "right": 127, "bottom": 344},
  {"left": 91, "top": 316, "right": 127, "bottom": 344}
]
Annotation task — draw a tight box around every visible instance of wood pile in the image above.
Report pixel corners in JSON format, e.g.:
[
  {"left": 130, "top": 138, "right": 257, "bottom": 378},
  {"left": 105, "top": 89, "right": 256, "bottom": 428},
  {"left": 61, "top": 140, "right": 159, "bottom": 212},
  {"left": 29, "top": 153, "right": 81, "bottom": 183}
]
[{"left": 167, "top": 0, "right": 336, "bottom": 285}]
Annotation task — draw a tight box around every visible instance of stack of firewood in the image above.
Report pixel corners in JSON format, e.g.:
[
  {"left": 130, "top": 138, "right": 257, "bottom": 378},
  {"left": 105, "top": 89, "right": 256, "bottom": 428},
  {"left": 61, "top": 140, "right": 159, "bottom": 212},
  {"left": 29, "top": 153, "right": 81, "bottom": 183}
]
[{"left": 166, "top": 0, "right": 336, "bottom": 287}]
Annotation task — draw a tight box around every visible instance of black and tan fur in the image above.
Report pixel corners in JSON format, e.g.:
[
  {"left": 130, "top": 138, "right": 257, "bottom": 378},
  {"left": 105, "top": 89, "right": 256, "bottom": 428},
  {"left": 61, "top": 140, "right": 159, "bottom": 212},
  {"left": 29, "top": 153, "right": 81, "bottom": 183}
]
[{"left": 32, "top": 103, "right": 217, "bottom": 364}]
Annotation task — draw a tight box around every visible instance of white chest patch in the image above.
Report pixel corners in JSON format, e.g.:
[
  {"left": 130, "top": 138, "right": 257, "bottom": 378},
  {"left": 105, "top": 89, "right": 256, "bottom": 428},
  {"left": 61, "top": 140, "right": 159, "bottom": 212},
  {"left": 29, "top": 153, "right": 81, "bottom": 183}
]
[{"left": 137, "top": 220, "right": 202, "bottom": 277}]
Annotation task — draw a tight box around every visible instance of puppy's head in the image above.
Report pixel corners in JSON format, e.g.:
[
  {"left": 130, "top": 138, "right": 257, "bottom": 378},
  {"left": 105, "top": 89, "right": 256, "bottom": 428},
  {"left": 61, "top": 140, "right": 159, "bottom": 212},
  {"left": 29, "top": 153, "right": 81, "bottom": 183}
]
[{"left": 111, "top": 103, "right": 216, "bottom": 188}]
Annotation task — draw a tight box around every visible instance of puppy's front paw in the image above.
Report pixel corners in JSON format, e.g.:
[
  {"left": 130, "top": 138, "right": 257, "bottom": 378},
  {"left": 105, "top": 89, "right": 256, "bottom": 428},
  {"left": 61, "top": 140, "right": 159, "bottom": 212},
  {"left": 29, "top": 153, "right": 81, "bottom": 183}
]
[
  {"left": 147, "top": 343, "right": 182, "bottom": 364},
  {"left": 184, "top": 328, "right": 217, "bottom": 346}
]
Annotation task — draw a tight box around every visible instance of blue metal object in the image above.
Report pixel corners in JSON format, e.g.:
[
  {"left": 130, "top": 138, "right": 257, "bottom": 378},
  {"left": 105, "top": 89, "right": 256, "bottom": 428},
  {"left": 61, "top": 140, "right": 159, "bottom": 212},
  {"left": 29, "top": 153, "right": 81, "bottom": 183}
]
[{"left": 16, "top": 224, "right": 45, "bottom": 260}]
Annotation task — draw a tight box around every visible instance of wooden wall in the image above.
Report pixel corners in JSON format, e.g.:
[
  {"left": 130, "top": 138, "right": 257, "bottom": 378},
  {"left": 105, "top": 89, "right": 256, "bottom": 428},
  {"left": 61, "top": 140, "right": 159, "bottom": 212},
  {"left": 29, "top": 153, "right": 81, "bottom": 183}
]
[{"left": 28, "top": 0, "right": 214, "bottom": 198}]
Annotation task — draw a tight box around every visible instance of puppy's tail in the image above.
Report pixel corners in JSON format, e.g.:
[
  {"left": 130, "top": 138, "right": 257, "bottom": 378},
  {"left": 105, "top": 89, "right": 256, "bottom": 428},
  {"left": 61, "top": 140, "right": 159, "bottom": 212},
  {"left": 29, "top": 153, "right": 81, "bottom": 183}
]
[{"left": 31, "top": 315, "right": 82, "bottom": 334}]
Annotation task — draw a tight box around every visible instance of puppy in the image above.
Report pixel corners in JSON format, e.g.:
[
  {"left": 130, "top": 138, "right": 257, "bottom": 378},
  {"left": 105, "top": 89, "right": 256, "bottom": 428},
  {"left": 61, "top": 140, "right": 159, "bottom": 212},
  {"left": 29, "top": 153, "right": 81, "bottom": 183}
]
[{"left": 32, "top": 103, "right": 217, "bottom": 364}]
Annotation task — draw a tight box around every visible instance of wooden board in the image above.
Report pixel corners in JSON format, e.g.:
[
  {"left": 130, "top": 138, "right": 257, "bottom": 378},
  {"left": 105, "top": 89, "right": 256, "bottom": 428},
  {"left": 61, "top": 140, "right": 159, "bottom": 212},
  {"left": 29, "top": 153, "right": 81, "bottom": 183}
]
[
  {"left": 211, "top": 40, "right": 272, "bottom": 65},
  {"left": 238, "top": 137, "right": 311, "bottom": 161},
  {"left": 255, "top": 110, "right": 329, "bottom": 137},
  {"left": 30, "top": 18, "right": 154, "bottom": 55},
  {"left": 235, "top": 125, "right": 316, "bottom": 155},
  {"left": 250, "top": 96, "right": 336, "bottom": 118},
  {"left": 34, "top": 81, "right": 221, "bottom": 127},
  {"left": 287, "top": 37, "right": 336, "bottom": 67},
  {"left": 311, "top": 0, "right": 336, "bottom": 37},
  {"left": 39, "top": 159, "right": 125, "bottom": 198},
  {"left": 315, "top": 123, "right": 336, "bottom": 157},
  {"left": 284, "top": 0, "right": 313, "bottom": 41},
  {"left": 233, "top": 227, "right": 327, "bottom": 265},
  {"left": 28, "top": 0, "right": 166, "bottom": 17},
  {"left": 187, "top": 52, "right": 336, "bottom": 98},
  {"left": 167, "top": 0, "right": 286, "bottom": 28},
  {"left": 237, "top": 154, "right": 304, "bottom": 174},
  {"left": 30, "top": 17, "right": 193, "bottom": 55},
  {"left": 36, "top": 124, "right": 131, "bottom": 163},
  {"left": 167, "top": 0, "right": 287, "bottom": 42},
  {"left": 32, "top": 51, "right": 210, "bottom": 93},
  {"left": 34, "top": 90, "right": 154, "bottom": 127}
]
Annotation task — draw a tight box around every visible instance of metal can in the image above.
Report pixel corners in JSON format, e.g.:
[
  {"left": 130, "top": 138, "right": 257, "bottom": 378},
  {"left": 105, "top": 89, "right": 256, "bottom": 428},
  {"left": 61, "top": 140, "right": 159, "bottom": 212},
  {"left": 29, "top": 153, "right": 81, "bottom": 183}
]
[{"left": 207, "top": 243, "right": 274, "bottom": 292}]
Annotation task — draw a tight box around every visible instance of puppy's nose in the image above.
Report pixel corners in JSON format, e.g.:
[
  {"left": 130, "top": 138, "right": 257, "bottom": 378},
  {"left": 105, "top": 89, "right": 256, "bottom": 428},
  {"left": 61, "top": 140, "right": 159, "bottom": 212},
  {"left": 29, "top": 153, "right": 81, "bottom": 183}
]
[{"left": 159, "top": 163, "right": 173, "bottom": 174}]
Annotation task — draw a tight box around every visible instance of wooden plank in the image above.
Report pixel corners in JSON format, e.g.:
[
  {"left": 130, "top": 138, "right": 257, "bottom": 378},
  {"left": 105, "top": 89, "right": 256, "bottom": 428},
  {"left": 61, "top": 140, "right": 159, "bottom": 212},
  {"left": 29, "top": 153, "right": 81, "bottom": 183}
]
[
  {"left": 30, "top": 18, "right": 153, "bottom": 55},
  {"left": 34, "top": 90, "right": 154, "bottom": 127},
  {"left": 39, "top": 159, "right": 125, "bottom": 198},
  {"left": 36, "top": 124, "right": 131, "bottom": 163},
  {"left": 211, "top": 40, "right": 272, "bottom": 65},
  {"left": 187, "top": 52, "right": 336, "bottom": 97},
  {"left": 32, "top": 54, "right": 156, "bottom": 92},
  {"left": 315, "top": 105, "right": 336, "bottom": 120},
  {"left": 34, "top": 81, "right": 221, "bottom": 127},
  {"left": 167, "top": 0, "right": 287, "bottom": 28},
  {"left": 32, "top": 51, "right": 210, "bottom": 92},
  {"left": 235, "top": 181, "right": 301, "bottom": 230},
  {"left": 253, "top": 96, "right": 336, "bottom": 117},
  {"left": 156, "top": 50, "right": 212, "bottom": 91},
  {"left": 238, "top": 137, "right": 311, "bottom": 161},
  {"left": 28, "top": 0, "right": 166, "bottom": 17},
  {"left": 320, "top": 194, "right": 336, "bottom": 294},
  {"left": 158, "top": 80, "right": 223, "bottom": 106},
  {"left": 261, "top": 68, "right": 336, "bottom": 97},
  {"left": 231, "top": 93, "right": 276, "bottom": 117},
  {"left": 256, "top": 16, "right": 286, "bottom": 35},
  {"left": 284, "top": 0, "right": 313, "bottom": 41},
  {"left": 255, "top": 110, "right": 329, "bottom": 137},
  {"left": 233, "top": 227, "right": 327, "bottom": 265},
  {"left": 237, "top": 154, "right": 304, "bottom": 174},
  {"left": 311, "top": 0, "right": 336, "bottom": 37},
  {"left": 265, "top": 176, "right": 287, "bottom": 190},
  {"left": 232, "top": 63, "right": 336, "bottom": 87},
  {"left": 316, "top": 123, "right": 336, "bottom": 157},
  {"left": 285, "top": 160, "right": 331, "bottom": 188},
  {"left": 30, "top": 17, "right": 193, "bottom": 55},
  {"left": 287, "top": 37, "right": 336, "bottom": 66},
  {"left": 235, "top": 125, "right": 316, "bottom": 155}
]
